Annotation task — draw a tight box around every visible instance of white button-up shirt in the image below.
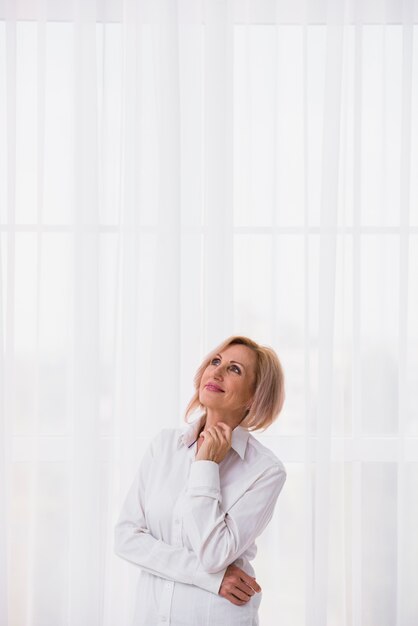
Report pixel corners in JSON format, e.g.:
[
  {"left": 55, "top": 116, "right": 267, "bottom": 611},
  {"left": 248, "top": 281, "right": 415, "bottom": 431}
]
[{"left": 114, "top": 415, "right": 287, "bottom": 626}]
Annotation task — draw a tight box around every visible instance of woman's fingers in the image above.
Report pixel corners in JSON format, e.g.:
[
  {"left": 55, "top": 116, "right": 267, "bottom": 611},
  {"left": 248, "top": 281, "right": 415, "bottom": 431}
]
[
  {"left": 224, "top": 593, "right": 247, "bottom": 606},
  {"left": 219, "top": 564, "right": 262, "bottom": 606},
  {"left": 206, "top": 425, "right": 226, "bottom": 446},
  {"left": 197, "top": 423, "right": 233, "bottom": 463},
  {"left": 229, "top": 585, "right": 253, "bottom": 601},
  {"left": 239, "top": 573, "right": 261, "bottom": 594},
  {"left": 216, "top": 421, "right": 230, "bottom": 432},
  {"left": 205, "top": 427, "right": 220, "bottom": 445},
  {"left": 217, "top": 422, "right": 232, "bottom": 443}
]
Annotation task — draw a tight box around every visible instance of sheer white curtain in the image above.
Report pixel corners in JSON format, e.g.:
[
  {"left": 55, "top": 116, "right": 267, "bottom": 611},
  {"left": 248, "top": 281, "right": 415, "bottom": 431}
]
[{"left": 1, "top": 0, "right": 418, "bottom": 625}]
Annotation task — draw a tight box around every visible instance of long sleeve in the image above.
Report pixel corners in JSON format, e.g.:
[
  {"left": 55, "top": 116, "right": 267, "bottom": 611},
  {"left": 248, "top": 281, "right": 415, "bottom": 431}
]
[
  {"left": 182, "top": 459, "right": 286, "bottom": 574},
  {"left": 114, "top": 433, "right": 226, "bottom": 595}
]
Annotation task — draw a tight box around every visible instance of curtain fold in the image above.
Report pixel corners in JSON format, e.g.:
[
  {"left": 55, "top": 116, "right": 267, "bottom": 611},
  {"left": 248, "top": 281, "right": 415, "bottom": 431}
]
[
  {"left": 315, "top": 0, "right": 345, "bottom": 620},
  {"left": 1, "top": 1, "right": 418, "bottom": 625}
]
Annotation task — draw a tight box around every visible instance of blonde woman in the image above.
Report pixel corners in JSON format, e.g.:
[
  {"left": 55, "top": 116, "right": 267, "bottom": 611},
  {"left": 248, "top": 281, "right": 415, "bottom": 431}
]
[{"left": 114, "top": 335, "right": 287, "bottom": 626}]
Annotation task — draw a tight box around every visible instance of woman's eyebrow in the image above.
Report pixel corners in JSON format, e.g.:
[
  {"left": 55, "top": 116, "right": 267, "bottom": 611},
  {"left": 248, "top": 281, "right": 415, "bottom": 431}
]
[{"left": 216, "top": 353, "right": 246, "bottom": 370}]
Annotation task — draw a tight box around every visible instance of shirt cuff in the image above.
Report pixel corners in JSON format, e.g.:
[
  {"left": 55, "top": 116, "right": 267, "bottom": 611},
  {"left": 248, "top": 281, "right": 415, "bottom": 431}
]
[
  {"left": 188, "top": 460, "right": 220, "bottom": 498},
  {"left": 192, "top": 564, "right": 226, "bottom": 594}
]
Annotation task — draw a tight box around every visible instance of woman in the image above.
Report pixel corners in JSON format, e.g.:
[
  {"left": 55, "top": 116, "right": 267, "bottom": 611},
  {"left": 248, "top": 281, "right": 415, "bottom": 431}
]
[{"left": 114, "top": 335, "right": 287, "bottom": 626}]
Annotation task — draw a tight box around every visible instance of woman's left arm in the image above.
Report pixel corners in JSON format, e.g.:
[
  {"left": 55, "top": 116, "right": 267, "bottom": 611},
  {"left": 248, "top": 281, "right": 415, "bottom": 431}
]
[{"left": 181, "top": 460, "right": 286, "bottom": 574}]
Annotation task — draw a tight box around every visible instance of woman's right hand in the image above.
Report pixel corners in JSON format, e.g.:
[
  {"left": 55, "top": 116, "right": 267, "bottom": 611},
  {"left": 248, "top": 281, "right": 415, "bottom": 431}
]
[{"left": 218, "top": 564, "right": 262, "bottom": 606}]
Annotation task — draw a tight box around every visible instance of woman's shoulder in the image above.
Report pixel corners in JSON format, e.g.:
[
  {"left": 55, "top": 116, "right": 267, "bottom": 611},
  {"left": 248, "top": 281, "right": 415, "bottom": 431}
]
[
  {"left": 147, "top": 424, "right": 191, "bottom": 452},
  {"left": 246, "top": 431, "right": 287, "bottom": 476}
]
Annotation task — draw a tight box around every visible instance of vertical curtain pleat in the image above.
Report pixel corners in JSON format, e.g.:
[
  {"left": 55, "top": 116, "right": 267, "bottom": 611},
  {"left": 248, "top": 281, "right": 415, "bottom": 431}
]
[
  {"left": 203, "top": 0, "right": 234, "bottom": 347},
  {"left": 178, "top": 0, "right": 206, "bottom": 397},
  {"left": 70, "top": 1, "right": 101, "bottom": 624},
  {"left": 301, "top": 13, "right": 314, "bottom": 626},
  {"left": 397, "top": 1, "right": 413, "bottom": 624},
  {"left": 114, "top": 0, "right": 144, "bottom": 622},
  {"left": 27, "top": 0, "right": 45, "bottom": 623},
  {"left": 351, "top": 8, "right": 363, "bottom": 626},
  {"left": 149, "top": 0, "right": 181, "bottom": 418},
  {"left": 315, "top": 1, "right": 345, "bottom": 623},
  {"left": 1, "top": 1, "right": 17, "bottom": 624}
]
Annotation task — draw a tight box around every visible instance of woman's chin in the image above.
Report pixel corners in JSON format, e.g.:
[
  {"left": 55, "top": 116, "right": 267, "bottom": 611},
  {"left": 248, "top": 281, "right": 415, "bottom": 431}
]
[{"left": 199, "top": 393, "right": 224, "bottom": 408}]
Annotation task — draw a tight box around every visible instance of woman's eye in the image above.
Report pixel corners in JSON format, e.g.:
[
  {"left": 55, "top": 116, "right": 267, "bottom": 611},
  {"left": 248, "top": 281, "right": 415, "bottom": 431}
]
[{"left": 211, "top": 358, "right": 241, "bottom": 374}]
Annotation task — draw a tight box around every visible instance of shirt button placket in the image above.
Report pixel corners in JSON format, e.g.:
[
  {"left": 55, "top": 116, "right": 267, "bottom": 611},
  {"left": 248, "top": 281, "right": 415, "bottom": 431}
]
[
  {"left": 157, "top": 497, "right": 184, "bottom": 625},
  {"left": 158, "top": 580, "right": 174, "bottom": 626}
]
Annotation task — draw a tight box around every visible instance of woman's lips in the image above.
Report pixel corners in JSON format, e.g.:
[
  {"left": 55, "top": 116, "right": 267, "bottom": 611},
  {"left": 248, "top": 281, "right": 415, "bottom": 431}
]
[{"left": 205, "top": 384, "right": 224, "bottom": 393}]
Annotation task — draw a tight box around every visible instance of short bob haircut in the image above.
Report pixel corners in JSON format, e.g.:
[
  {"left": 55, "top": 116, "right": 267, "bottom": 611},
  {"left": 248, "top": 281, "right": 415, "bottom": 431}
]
[{"left": 184, "top": 335, "right": 285, "bottom": 432}]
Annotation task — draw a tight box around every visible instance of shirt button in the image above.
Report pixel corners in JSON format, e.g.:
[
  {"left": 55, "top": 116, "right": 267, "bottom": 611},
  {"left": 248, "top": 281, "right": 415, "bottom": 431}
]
[
  {"left": 174, "top": 519, "right": 180, "bottom": 525},
  {"left": 161, "top": 617, "right": 167, "bottom": 622}
]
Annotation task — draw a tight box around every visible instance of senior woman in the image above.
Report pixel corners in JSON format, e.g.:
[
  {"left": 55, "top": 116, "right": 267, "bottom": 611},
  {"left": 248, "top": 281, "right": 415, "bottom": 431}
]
[{"left": 114, "top": 335, "right": 287, "bottom": 626}]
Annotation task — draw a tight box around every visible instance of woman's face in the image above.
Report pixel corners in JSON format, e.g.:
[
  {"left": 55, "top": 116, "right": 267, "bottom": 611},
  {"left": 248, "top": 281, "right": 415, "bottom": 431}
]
[{"left": 199, "top": 344, "right": 258, "bottom": 419}]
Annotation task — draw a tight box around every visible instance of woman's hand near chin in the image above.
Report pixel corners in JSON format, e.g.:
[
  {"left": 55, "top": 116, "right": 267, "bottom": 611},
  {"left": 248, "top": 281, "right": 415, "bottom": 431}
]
[{"left": 194, "top": 422, "right": 232, "bottom": 463}]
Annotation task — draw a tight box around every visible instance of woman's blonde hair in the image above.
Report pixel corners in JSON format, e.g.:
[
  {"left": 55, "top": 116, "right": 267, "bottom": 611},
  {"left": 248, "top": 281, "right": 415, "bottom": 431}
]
[{"left": 184, "top": 335, "right": 285, "bottom": 432}]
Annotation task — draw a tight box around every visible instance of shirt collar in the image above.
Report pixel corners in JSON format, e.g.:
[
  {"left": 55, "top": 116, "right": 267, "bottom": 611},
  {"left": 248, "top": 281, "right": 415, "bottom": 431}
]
[{"left": 177, "top": 414, "right": 250, "bottom": 461}]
